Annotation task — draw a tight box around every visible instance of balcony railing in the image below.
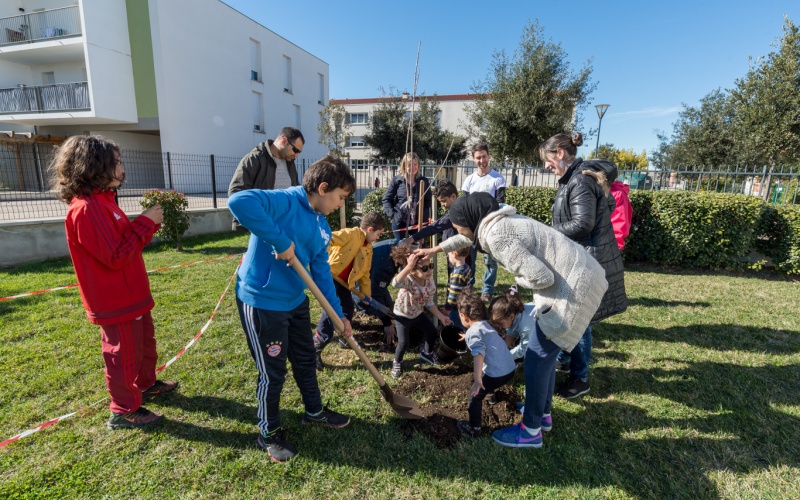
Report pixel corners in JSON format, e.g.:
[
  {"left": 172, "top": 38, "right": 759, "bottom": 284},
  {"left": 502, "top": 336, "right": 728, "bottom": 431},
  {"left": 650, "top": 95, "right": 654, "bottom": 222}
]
[
  {"left": 0, "top": 6, "right": 81, "bottom": 46},
  {"left": 0, "top": 82, "right": 90, "bottom": 114}
]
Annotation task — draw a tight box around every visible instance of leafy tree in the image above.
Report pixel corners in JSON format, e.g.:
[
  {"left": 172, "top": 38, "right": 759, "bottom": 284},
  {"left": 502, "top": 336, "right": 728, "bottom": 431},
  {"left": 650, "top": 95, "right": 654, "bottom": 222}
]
[
  {"left": 364, "top": 88, "right": 468, "bottom": 163},
  {"left": 595, "top": 144, "right": 649, "bottom": 170},
  {"left": 466, "top": 20, "right": 596, "bottom": 164},
  {"left": 729, "top": 17, "right": 800, "bottom": 167},
  {"left": 317, "top": 101, "right": 351, "bottom": 156},
  {"left": 140, "top": 190, "right": 190, "bottom": 251}
]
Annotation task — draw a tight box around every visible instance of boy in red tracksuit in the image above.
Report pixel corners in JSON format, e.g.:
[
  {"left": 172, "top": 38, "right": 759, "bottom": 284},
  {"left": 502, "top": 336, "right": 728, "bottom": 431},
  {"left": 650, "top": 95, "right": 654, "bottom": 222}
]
[{"left": 52, "top": 135, "right": 178, "bottom": 430}]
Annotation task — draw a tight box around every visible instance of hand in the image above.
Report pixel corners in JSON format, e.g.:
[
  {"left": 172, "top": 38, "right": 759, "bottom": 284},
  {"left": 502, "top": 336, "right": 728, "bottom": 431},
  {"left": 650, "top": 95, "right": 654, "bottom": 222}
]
[
  {"left": 141, "top": 205, "right": 164, "bottom": 224},
  {"left": 458, "top": 332, "right": 466, "bottom": 342},
  {"left": 340, "top": 318, "right": 353, "bottom": 339},
  {"left": 399, "top": 237, "right": 414, "bottom": 247},
  {"left": 383, "top": 324, "right": 396, "bottom": 345},
  {"left": 470, "top": 381, "right": 484, "bottom": 398},
  {"left": 361, "top": 296, "right": 373, "bottom": 308},
  {"left": 439, "top": 316, "right": 452, "bottom": 327},
  {"left": 405, "top": 252, "right": 421, "bottom": 269},
  {"left": 413, "top": 247, "right": 436, "bottom": 259},
  {"left": 275, "top": 242, "right": 296, "bottom": 266}
]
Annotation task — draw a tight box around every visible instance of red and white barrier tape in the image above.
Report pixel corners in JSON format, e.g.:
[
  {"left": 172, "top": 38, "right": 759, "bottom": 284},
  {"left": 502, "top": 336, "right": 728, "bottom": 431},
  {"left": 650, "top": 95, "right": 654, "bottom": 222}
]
[
  {"left": 0, "top": 261, "right": 240, "bottom": 448},
  {"left": 0, "top": 253, "right": 241, "bottom": 302}
]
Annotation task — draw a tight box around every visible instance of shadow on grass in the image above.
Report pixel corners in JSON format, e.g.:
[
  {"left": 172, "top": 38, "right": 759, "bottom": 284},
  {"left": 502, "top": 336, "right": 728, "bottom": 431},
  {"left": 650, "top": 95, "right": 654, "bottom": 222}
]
[
  {"left": 276, "top": 322, "right": 800, "bottom": 498},
  {"left": 628, "top": 297, "right": 711, "bottom": 308}
]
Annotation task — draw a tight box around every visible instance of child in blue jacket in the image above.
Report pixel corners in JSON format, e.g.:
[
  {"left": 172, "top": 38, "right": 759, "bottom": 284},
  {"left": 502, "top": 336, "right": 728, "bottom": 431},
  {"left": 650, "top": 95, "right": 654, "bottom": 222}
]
[{"left": 228, "top": 155, "right": 355, "bottom": 463}]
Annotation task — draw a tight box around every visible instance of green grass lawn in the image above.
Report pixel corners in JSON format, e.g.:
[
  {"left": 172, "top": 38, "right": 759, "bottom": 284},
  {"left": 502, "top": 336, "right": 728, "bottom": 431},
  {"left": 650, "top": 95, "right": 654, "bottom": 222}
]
[{"left": 1, "top": 232, "right": 798, "bottom": 499}]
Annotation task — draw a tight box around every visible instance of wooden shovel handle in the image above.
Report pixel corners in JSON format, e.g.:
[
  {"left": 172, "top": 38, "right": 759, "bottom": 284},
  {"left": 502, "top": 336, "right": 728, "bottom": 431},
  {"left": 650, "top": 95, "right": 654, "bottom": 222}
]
[{"left": 290, "top": 260, "right": 389, "bottom": 386}]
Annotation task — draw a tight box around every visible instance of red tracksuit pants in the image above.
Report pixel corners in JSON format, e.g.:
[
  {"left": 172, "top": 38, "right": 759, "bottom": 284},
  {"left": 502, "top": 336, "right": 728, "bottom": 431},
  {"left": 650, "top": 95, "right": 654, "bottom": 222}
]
[{"left": 100, "top": 312, "right": 158, "bottom": 414}]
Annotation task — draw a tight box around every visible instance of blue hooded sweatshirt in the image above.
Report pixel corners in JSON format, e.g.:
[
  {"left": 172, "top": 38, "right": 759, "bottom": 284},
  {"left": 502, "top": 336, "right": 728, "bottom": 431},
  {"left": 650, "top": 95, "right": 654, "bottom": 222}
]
[{"left": 228, "top": 186, "right": 344, "bottom": 317}]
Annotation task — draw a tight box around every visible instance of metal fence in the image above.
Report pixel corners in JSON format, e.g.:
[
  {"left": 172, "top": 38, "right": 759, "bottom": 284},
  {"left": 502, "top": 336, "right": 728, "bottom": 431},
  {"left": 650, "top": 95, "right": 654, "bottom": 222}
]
[
  {"left": 0, "top": 6, "right": 81, "bottom": 46},
  {"left": 1, "top": 145, "right": 798, "bottom": 223}
]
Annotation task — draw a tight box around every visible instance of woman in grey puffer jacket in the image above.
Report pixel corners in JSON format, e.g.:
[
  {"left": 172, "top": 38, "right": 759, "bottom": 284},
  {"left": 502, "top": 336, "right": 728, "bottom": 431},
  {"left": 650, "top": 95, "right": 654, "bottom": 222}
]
[{"left": 540, "top": 132, "right": 628, "bottom": 400}]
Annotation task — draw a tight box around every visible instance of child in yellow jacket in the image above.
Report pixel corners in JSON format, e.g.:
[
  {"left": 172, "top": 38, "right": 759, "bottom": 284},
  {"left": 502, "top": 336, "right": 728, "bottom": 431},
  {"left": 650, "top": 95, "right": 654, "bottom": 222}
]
[{"left": 314, "top": 212, "right": 386, "bottom": 369}]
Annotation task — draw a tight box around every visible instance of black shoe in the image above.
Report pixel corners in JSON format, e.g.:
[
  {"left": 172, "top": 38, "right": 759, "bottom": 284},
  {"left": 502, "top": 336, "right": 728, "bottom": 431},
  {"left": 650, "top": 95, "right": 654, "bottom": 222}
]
[
  {"left": 419, "top": 350, "right": 440, "bottom": 366},
  {"left": 456, "top": 419, "right": 481, "bottom": 438},
  {"left": 555, "top": 362, "right": 570, "bottom": 373},
  {"left": 107, "top": 406, "right": 163, "bottom": 430},
  {"left": 487, "top": 392, "right": 497, "bottom": 405},
  {"left": 338, "top": 337, "right": 363, "bottom": 350},
  {"left": 315, "top": 351, "right": 324, "bottom": 371},
  {"left": 257, "top": 428, "right": 297, "bottom": 462},
  {"left": 555, "top": 377, "right": 590, "bottom": 399},
  {"left": 302, "top": 405, "right": 350, "bottom": 428}
]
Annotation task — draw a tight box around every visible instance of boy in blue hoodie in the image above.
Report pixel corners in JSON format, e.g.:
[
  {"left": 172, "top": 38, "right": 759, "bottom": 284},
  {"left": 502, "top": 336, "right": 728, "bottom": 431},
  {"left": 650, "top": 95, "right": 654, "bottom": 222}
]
[{"left": 228, "top": 155, "right": 356, "bottom": 463}]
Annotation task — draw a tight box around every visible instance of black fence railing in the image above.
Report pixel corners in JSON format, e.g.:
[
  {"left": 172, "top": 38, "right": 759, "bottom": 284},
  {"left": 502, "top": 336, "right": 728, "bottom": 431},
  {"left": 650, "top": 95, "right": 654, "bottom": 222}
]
[
  {"left": 1, "top": 145, "right": 798, "bottom": 223},
  {"left": 0, "top": 82, "right": 90, "bottom": 114},
  {"left": 0, "top": 6, "right": 81, "bottom": 46}
]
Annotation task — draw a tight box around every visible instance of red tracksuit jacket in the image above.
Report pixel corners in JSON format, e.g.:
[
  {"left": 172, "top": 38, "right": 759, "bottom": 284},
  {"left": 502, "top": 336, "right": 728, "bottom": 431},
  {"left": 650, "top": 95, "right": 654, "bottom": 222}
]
[{"left": 65, "top": 189, "right": 159, "bottom": 325}]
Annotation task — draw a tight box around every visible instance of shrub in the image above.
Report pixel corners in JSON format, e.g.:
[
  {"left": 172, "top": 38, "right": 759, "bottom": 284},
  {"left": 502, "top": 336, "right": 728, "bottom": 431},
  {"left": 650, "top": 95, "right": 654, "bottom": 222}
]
[
  {"left": 140, "top": 190, "right": 190, "bottom": 250},
  {"left": 504, "top": 186, "right": 556, "bottom": 224},
  {"left": 361, "top": 187, "right": 445, "bottom": 240},
  {"left": 755, "top": 204, "right": 800, "bottom": 274}
]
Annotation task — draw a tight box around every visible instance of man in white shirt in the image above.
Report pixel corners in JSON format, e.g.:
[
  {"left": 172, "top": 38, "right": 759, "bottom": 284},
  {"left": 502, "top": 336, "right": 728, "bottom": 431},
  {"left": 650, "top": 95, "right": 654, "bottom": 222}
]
[
  {"left": 461, "top": 142, "right": 506, "bottom": 303},
  {"left": 228, "top": 127, "right": 304, "bottom": 231}
]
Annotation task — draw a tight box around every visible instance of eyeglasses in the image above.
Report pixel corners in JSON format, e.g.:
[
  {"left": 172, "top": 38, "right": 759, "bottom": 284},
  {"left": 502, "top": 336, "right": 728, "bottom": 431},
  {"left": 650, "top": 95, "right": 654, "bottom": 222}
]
[
  {"left": 286, "top": 140, "right": 302, "bottom": 154},
  {"left": 416, "top": 264, "right": 433, "bottom": 272}
]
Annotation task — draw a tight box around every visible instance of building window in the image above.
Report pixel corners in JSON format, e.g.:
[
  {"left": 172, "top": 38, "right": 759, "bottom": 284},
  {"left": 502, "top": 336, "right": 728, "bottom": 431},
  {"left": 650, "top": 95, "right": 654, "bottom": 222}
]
[
  {"left": 350, "top": 159, "right": 368, "bottom": 170},
  {"left": 348, "top": 113, "right": 368, "bottom": 124},
  {"left": 252, "top": 91, "right": 263, "bottom": 132},
  {"left": 283, "top": 55, "right": 292, "bottom": 93},
  {"left": 294, "top": 104, "right": 301, "bottom": 129},
  {"left": 349, "top": 137, "right": 365, "bottom": 148},
  {"left": 318, "top": 73, "right": 325, "bottom": 105},
  {"left": 250, "top": 39, "right": 262, "bottom": 82}
]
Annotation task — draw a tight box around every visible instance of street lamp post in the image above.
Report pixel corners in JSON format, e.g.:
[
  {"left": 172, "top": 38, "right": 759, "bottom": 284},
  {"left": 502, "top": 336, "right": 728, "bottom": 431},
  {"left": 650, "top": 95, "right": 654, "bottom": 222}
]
[{"left": 594, "top": 104, "right": 610, "bottom": 158}]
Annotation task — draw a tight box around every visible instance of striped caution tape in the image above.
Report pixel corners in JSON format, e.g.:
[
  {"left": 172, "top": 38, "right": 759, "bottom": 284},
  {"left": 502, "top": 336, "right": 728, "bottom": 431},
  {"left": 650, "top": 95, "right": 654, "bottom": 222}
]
[
  {"left": 0, "top": 261, "right": 240, "bottom": 448},
  {"left": 0, "top": 253, "right": 241, "bottom": 302}
]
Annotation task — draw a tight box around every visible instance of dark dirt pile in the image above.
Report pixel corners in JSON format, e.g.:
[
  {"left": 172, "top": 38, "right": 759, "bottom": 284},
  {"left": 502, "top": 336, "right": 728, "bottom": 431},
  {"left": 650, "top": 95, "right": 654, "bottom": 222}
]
[{"left": 349, "top": 312, "right": 524, "bottom": 448}]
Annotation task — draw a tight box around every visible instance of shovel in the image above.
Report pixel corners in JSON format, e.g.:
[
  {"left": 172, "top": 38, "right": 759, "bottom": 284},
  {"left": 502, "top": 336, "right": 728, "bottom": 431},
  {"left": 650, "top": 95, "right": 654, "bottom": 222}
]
[
  {"left": 290, "top": 260, "right": 423, "bottom": 419},
  {"left": 332, "top": 275, "right": 396, "bottom": 319}
]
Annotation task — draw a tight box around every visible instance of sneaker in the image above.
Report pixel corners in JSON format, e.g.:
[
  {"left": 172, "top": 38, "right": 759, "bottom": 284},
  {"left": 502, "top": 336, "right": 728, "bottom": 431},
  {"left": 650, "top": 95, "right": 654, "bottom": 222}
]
[
  {"left": 487, "top": 393, "right": 497, "bottom": 405},
  {"left": 555, "top": 362, "right": 570, "bottom": 373},
  {"left": 391, "top": 361, "right": 402, "bottom": 379},
  {"left": 257, "top": 428, "right": 297, "bottom": 462},
  {"left": 540, "top": 414, "right": 553, "bottom": 432},
  {"left": 142, "top": 380, "right": 178, "bottom": 396},
  {"left": 456, "top": 419, "right": 481, "bottom": 438},
  {"left": 492, "top": 422, "right": 543, "bottom": 449},
  {"left": 555, "top": 377, "right": 590, "bottom": 399},
  {"left": 315, "top": 351, "right": 324, "bottom": 371},
  {"left": 419, "top": 350, "right": 440, "bottom": 366},
  {"left": 302, "top": 406, "right": 350, "bottom": 428},
  {"left": 514, "top": 403, "right": 553, "bottom": 432},
  {"left": 107, "top": 406, "right": 164, "bottom": 430},
  {"left": 338, "top": 337, "right": 363, "bottom": 350},
  {"left": 480, "top": 293, "right": 493, "bottom": 305}
]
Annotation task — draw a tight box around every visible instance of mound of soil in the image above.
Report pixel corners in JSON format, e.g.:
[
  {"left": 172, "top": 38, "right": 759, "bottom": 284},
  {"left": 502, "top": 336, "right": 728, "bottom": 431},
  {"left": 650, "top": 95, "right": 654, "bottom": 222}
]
[{"left": 349, "top": 312, "right": 524, "bottom": 448}]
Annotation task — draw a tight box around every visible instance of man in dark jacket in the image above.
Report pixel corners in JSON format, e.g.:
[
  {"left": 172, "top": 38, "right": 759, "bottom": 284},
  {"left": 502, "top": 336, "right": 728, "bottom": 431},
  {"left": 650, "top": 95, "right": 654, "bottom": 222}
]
[
  {"left": 540, "top": 132, "right": 628, "bottom": 400},
  {"left": 227, "top": 127, "right": 304, "bottom": 231}
]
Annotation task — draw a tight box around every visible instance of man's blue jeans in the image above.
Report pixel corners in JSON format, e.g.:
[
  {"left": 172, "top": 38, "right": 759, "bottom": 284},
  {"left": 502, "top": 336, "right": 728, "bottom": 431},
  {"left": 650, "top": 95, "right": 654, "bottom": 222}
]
[
  {"left": 557, "top": 323, "right": 593, "bottom": 381},
  {"left": 468, "top": 247, "right": 498, "bottom": 295}
]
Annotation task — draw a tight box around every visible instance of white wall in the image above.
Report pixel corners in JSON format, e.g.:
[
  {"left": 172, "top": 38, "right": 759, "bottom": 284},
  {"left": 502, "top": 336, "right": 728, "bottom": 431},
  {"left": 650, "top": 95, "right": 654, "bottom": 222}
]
[
  {"left": 0, "top": 60, "right": 35, "bottom": 88},
  {"left": 30, "top": 61, "right": 84, "bottom": 84},
  {"left": 148, "top": 0, "right": 329, "bottom": 161},
  {"left": 80, "top": 0, "right": 137, "bottom": 123},
  {"left": 86, "top": 130, "right": 161, "bottom": 151}
]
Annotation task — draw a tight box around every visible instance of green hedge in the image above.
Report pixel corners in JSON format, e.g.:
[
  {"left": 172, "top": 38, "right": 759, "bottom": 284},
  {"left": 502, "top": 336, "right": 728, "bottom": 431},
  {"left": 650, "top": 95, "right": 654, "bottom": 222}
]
[
  {"left": 362, "top": 186, "right": 800, "bottom": 274},
  {"left": 324, "top": 195, "right": 357, "bottom": 232}
]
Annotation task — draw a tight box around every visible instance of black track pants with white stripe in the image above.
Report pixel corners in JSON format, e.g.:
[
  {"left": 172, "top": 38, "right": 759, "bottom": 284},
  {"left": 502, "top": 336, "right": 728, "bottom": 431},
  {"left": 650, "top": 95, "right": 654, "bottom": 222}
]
[{"left": 236, "top": 296, "right": 323, "bottom": 435}]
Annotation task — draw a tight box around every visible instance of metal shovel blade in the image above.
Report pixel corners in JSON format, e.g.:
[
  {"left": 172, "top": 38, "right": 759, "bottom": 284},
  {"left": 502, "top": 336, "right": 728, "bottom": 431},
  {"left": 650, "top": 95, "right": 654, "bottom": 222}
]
[{"left": 378, "top": 382, "right": 425, "bottom": 419}]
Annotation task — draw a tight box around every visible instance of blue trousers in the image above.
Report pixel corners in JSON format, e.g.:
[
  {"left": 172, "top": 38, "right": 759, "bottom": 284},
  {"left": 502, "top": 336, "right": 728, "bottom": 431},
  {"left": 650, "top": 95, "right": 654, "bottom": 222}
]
[
  {"left": 557, "top": 323, "right": 593, "bottom": 381},
  {"left": 521, "top": 321, "right": 561, "bottom": 430},
  {"left": 468, "top": 247, "right": 497, "bottom": 295}
]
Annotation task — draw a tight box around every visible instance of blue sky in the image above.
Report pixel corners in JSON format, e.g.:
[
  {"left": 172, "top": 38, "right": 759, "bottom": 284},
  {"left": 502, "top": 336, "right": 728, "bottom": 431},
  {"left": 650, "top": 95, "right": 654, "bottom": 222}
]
[{"left": 222, "top": 0, "right": 799, "bottom": 159}]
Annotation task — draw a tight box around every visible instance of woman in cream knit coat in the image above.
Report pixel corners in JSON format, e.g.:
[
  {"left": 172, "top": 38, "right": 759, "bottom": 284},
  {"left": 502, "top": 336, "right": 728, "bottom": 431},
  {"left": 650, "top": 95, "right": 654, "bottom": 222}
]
[{"left": 414, "top": 192, "right": 607, "bottom": 448}]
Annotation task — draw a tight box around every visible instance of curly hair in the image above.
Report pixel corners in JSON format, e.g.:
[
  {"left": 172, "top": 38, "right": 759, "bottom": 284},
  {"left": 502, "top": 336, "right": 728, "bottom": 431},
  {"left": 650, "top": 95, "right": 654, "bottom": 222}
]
[
  {"left": 389, "top": 244, "right": 412, "bottom": 267},
  {"left": 488, "top": 291, "right": 525, "bottom": 328},
  {"left": 360, "top": 211, "right": 386, "bottom": 231},
  {"left": 50, "top": 135, "right": 121, "bottom": 203},
  {"left": 457, "top": 291, "right": 486, "bottom": 321}
]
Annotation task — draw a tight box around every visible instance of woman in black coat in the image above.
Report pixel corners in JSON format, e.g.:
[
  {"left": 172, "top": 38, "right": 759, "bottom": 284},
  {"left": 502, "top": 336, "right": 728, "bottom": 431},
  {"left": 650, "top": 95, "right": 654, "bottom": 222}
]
[
  {"left": 539, "top": 132, "right": 628, "bottom": 399},
  {"left": 381, "top": 152, "right": 432, "bottom": 243}
]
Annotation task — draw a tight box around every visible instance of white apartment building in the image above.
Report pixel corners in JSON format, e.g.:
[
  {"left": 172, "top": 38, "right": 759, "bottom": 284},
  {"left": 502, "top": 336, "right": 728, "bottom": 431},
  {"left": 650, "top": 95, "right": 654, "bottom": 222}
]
[
  {"left": 331, "top": 93, "right": 477, "bottom": 167},
  {"left": 0, "top": 0, "right": 329, "bottom": 191}
]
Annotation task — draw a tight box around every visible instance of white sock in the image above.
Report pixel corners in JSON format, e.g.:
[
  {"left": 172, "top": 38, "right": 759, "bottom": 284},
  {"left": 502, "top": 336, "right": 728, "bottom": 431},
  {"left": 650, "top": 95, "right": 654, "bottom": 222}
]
[{"left": 522, "top": 423, "right": 541, "bottom": 436}]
